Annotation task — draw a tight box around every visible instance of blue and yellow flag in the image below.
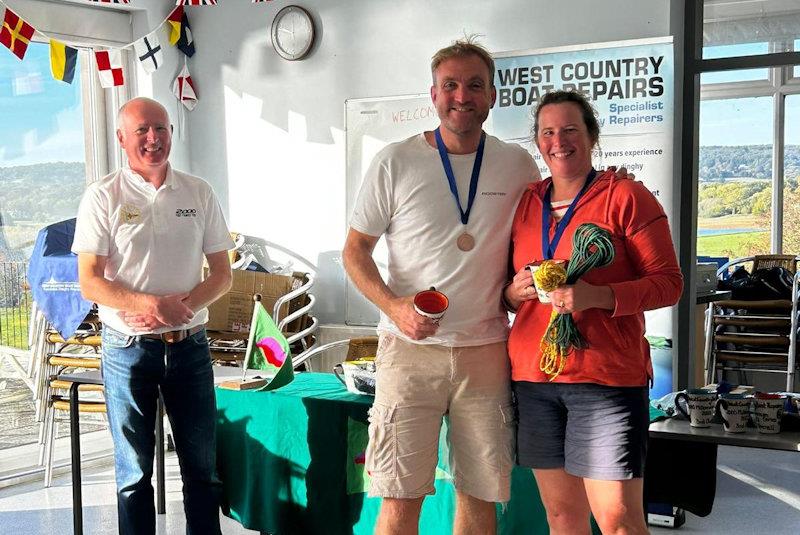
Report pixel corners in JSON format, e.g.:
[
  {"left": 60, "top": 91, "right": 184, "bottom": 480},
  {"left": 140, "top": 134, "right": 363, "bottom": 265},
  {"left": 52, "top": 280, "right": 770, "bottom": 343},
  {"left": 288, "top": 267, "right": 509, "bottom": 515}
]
[
  {"left": 167, "top": 6, "right": 195, "bottom": 57},
  {"left": 50, "top": 39, "right": 77, "bottom": 84}
]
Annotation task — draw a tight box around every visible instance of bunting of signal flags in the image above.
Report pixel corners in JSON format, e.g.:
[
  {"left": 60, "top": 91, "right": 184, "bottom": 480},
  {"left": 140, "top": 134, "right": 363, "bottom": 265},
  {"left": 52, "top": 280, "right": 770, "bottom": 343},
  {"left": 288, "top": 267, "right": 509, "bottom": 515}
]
[
  {"left": 1, "top": 1, "right": 272, "bottom": 95},
  {"left": 0, "top": 8, "right": 34, "bottom": 60},
  {"left": 50, "top": 39, "right": 77, "bottom": 84}
]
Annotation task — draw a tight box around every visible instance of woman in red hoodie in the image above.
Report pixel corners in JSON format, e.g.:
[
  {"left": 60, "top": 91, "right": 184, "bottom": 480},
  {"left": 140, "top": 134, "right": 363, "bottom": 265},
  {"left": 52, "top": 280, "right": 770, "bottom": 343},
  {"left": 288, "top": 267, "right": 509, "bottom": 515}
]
[{"left": 503, "top": 90, "right": 683, "bottom": 535}]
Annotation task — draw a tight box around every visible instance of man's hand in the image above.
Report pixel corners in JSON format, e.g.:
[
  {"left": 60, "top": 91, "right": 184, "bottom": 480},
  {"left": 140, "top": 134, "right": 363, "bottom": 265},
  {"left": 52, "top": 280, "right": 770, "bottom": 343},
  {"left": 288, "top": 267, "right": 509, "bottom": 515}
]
[
  {"left": 148, "top": 293, "right": 195, "bottom": 327},
  {"left": 608, "top": 165, "right": 635, "bottom": 181},
  {"left": 386, "top": 295, "right": 439, "bottom": 341},
  {"left": 119, "top": 312, "right": 169, "bottom": 332}
]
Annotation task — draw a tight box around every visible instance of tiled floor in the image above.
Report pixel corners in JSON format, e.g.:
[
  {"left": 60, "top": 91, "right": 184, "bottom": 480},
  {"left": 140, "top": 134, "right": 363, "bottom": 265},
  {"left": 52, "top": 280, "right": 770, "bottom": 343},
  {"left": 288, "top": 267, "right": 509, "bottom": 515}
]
[{"left": 0, "top": 444, "right": 797, "bottom": 534}]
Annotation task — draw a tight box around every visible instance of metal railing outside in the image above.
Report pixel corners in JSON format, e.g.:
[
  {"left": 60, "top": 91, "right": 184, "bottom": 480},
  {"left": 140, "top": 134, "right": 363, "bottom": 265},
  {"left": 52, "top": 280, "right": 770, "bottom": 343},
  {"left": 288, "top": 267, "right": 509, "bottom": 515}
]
[{"left": 0, "top": 261, "right": 30, "bottom": 350}]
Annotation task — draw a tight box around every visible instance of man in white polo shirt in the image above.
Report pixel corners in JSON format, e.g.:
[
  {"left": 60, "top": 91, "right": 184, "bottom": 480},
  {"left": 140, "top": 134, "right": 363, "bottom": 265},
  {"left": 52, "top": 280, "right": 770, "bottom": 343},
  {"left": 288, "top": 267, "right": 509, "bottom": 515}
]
[{"left": 72, "top": 97, "right": 233, "bottom": 535}]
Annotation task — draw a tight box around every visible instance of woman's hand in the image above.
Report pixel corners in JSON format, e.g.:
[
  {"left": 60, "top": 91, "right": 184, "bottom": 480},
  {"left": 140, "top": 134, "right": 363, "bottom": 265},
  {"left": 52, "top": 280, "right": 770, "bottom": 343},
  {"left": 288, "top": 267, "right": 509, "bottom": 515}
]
[
  {"left": 549, "top": 279, "right": 614, "bottom": 314},
  {"left": 504, "top": 267, "right": 538, "bottom": 311}
]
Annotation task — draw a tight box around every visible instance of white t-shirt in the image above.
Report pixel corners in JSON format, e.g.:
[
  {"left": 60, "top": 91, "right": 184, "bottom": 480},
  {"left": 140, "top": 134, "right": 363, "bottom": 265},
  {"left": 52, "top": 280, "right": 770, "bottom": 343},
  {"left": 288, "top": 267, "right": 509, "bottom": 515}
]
[
  {"left": 72, "top": 165, "right": 234, "bottom": 335},
  {"left": 350, "top": 133, "right": 540, "bottom": 346}
]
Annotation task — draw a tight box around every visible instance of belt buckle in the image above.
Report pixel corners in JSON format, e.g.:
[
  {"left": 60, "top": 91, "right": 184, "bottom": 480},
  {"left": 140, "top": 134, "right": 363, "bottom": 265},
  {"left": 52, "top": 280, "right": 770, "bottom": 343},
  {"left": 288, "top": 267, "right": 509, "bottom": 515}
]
[{"left": 160, "top": 330, "right": 185, "bottom": 344}]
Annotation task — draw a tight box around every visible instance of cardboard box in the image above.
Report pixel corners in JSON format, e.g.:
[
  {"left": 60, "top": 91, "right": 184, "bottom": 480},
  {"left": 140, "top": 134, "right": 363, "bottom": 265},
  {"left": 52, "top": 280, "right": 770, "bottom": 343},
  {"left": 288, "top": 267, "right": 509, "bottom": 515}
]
[{"left": 205, "top": 269, "right": 308, "bottom": 333}]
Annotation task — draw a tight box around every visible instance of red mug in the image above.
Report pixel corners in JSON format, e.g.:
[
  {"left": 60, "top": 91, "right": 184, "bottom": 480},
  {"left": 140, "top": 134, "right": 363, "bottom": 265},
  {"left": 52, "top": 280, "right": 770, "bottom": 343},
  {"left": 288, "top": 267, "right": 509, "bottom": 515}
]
[{"left": 413, "top": 288, "right": 449, "bottom": 320}]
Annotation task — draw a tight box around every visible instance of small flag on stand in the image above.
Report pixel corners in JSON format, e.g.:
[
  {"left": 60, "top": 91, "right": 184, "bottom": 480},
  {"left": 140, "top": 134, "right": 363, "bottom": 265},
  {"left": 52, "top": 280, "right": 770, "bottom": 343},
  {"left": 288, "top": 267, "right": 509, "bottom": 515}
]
[
  {"left": 176, "top": 0, "right": 217, "bottom": 5},
  {"left": 50, "top": 39, "right": 78, "bottom": 84},
  {"left": 1, "top": 8, "right": 35, "bottom": 60},
  {"left": 134, "top": 31, "right": 163, "bottom": 74},
  {"left": 243, "top": 301, "right": 294, "bottom": 391},
  {"left": 167, "top": 6, "right": 195, "bottom": 57},
  {"left": 95, "top": 49, "right": 124, "bottom": 88}
]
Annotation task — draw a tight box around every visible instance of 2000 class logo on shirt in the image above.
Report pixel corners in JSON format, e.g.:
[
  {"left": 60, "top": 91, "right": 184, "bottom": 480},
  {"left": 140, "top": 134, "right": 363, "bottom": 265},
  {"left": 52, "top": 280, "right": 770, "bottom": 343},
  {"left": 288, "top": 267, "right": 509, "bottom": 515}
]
[{"left": 175, "top": 208, "right": 197, "bottom": 217}]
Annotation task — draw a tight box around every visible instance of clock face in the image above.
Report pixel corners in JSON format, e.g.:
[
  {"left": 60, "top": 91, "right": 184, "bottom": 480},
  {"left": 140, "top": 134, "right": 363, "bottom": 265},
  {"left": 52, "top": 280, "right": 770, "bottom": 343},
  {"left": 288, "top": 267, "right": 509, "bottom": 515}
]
[{"left": 271, "top": 6, "right": 315, "bottom": 61}]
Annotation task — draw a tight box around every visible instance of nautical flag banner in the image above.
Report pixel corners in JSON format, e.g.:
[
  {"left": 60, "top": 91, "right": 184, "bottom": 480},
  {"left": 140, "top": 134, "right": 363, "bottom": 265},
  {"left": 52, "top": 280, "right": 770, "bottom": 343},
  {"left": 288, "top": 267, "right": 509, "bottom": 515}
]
[
  {"left": 50, "top": 39, "right": 78, "bottom": 84},
  {"left": 176, "top": 0, "right": 217, "bottom": 5},
  {"left": 167, "top": 6, "right": 195, "bottom": 57},
  {"left": 172, "top": 62, "right": 197, "bottom": 110},
  {"left": 95, "top": 49, "right": 124, "bottom": 88},
  {"left": 134, "top": 31, "right": 163, "bottom": 74},
  {"left": 1, "top": 8, "right": 35, "bottom": 60},
  {"left": 244, "top": 301, "right": 293, "bottom": 391}
]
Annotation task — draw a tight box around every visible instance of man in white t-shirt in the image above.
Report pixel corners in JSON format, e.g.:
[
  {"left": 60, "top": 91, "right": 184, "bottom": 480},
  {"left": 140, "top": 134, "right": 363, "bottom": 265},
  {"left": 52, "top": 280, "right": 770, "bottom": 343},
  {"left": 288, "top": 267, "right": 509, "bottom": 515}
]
[
  {"left": 72, "top": 97, "right": 233, "bottom": 535},
  {"left": 343, "top": 38, "right": 541, "bottom": 534}
]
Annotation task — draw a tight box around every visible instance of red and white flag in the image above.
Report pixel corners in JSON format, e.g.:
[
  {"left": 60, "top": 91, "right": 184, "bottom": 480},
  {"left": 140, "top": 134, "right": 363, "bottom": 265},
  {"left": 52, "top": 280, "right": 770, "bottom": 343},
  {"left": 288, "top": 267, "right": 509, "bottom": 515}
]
[
  {"left": 95, "top": 49, "right": 124, "bottom": 88},
  {"left": 172, "top": 63, "right": 197, "bottom": 111},
  {"left": 175, "top": 0, "right": 217, "bottom": 5}
]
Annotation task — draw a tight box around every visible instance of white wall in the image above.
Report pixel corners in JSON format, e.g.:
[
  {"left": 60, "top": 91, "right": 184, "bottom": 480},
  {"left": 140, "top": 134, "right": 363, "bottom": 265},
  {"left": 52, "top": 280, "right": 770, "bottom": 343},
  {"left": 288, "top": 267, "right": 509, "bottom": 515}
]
[{"left": 133, "top": 0, "right": 676, "bottom": 324}]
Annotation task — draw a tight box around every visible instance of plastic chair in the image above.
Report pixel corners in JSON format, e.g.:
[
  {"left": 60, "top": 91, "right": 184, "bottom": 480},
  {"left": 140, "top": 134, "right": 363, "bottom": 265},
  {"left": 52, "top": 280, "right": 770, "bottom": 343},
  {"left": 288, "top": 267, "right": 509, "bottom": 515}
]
[{"left": 705, "top": 255, "right": 800, "bottom": 391}]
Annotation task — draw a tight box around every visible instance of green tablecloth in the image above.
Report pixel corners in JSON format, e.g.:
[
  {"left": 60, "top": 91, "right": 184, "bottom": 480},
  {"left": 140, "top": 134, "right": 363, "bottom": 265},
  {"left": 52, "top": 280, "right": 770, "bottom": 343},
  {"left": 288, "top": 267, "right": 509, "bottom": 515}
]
[{"left": 216, "top": 372, "right": 549, "bottom": 535}]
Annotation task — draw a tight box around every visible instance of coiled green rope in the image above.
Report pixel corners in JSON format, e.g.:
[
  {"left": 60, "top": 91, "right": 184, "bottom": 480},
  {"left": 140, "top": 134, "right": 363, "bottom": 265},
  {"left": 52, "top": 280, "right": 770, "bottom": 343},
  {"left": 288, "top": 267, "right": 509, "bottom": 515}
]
[{"left": 539, "top": 223, "right": 615, "bottom": 380}]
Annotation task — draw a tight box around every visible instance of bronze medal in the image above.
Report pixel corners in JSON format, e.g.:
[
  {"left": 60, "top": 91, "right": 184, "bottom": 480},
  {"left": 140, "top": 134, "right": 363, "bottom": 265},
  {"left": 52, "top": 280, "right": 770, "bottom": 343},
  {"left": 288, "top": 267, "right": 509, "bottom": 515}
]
[{"left": 457, "top": 232, "right": 475, "bottom": 252}]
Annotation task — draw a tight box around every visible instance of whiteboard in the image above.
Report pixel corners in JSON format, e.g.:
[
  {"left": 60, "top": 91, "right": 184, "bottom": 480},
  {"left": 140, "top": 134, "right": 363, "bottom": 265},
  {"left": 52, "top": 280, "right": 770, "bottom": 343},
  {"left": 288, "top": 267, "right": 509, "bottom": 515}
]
[{"left": 344, "top": 94, "right": 439, "bottom": 326}]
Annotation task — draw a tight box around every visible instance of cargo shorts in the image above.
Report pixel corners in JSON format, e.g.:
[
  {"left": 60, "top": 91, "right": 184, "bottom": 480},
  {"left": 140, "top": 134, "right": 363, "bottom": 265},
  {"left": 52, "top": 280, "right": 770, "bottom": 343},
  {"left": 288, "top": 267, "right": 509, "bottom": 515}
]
[{"left": 365, "top": 333, "right": 515, "bottom": 502}]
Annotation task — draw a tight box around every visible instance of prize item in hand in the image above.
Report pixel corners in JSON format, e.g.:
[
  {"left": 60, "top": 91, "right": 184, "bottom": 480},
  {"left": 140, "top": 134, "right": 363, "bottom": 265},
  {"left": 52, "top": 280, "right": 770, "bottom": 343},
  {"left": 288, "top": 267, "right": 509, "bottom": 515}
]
[{"left": 537, "top": 223, "right": 615, "bottom": 380}]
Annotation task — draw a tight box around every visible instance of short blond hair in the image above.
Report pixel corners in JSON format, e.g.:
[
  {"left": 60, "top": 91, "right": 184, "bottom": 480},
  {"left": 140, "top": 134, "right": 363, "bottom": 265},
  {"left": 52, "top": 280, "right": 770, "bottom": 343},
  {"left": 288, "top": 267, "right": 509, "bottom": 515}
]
[{"left": 431, "top": 36, "right": 494, "bottom": 87}]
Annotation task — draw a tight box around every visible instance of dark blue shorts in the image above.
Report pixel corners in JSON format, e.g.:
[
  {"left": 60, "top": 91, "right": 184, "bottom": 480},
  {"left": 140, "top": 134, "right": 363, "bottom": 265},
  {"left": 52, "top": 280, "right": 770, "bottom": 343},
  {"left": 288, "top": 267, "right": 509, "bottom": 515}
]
[{"left": 513, "top": 381, "right": 649, "bottom": 480}]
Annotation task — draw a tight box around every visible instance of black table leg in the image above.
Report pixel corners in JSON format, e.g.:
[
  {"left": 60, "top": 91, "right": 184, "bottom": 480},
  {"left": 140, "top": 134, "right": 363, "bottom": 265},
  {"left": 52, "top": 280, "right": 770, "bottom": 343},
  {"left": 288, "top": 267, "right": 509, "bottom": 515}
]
[
  {"left": 156, "top": 394, "right": 165, "bottom": 514},
  {"left": 70, "top": 382, "right": 83, "bottom": 535}
]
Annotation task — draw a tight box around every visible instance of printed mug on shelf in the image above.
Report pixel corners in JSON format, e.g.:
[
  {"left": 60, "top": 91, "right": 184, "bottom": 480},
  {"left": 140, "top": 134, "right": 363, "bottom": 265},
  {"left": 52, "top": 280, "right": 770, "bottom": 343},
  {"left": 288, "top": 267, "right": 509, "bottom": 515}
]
[
  {"left": 715, "top": 393, "right": 750, "bottom": 433},
  {"left": 675, "top": 388, "right": 717, "bottom": 428},
  {"left": 753, "top": 393, "right": 785, "bottom": 434}
]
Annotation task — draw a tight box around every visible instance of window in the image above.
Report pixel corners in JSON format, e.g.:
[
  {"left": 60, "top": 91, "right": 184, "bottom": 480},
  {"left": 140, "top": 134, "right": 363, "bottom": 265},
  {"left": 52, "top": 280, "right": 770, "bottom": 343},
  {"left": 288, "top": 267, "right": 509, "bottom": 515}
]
[
  {"left": 695, "top": 0, "right": 800, "bottom": 258},
  {"left": 697, "top": 97, "right": 772, "bottom": 258}
]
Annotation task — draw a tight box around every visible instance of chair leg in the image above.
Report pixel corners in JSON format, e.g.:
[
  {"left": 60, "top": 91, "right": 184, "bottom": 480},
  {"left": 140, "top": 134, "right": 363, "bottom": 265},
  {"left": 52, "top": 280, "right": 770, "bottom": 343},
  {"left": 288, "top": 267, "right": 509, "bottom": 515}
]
[
  {"left": 38, "top": 404, "right": 51, "bottom": 466},
  {"left": 44, "top": 409, "right": 57, "bottom": 487}
]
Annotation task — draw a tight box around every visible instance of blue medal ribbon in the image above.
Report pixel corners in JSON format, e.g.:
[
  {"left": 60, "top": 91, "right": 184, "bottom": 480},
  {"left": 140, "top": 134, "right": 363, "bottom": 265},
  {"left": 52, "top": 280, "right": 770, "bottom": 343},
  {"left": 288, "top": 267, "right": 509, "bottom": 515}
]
[
  {"left": 434, "top": 128, "right": 486, "bottom": 226},
  {"left": 541, "top": 168, "right": 597, "bottom": 260}
]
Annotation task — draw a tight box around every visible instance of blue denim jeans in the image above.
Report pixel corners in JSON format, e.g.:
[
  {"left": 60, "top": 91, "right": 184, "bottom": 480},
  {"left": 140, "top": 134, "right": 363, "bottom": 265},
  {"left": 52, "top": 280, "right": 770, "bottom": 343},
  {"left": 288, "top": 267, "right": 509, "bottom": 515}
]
[{"left": 101, "top": 326, "right": 222, "bottom": 535}]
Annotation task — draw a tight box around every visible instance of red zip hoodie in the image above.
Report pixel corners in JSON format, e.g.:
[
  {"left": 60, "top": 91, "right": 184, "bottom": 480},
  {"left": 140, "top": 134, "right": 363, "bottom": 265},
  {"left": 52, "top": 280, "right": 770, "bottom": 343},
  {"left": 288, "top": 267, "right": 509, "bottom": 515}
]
[{"left": 508, "top": 169, "right": 683, "bottom": 386}]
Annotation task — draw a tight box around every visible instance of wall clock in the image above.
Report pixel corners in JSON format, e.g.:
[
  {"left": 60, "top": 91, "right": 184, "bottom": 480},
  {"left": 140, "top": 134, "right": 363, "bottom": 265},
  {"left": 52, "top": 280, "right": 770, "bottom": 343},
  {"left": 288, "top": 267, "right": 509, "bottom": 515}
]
[{"left": 271, "top": 5, "right": 315, "bottom": 61}]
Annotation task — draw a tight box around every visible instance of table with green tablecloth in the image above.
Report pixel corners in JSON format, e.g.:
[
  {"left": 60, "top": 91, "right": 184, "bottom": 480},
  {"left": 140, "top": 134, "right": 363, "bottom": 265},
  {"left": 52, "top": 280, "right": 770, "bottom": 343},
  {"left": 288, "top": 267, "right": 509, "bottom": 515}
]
[{"left": 215, "top": 372, "right": 549, "bottom": 534}]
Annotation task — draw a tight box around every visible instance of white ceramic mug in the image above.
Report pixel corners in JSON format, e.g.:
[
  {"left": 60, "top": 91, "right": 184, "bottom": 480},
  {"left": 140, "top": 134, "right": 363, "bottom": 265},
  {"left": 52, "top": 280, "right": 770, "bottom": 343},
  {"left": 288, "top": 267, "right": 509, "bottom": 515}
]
[
  {"left": 675, "top": 389, "right": 717, "bottom": 428},
  {"left": 526, "top": 261, "right": 566, "bottom": 303},
  {"left": 715, "top": 394, "right": 750, "bottom": 433},
  {"left": 753, "top": 394, "right": 784, "bottom": 434}
]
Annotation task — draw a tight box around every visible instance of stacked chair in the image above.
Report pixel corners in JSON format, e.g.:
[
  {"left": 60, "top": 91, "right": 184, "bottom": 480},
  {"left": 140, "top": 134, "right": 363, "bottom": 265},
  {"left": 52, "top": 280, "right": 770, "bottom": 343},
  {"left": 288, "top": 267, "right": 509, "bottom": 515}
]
[{"left": 705, "top": 254, "right": 800, "bottom": 392}]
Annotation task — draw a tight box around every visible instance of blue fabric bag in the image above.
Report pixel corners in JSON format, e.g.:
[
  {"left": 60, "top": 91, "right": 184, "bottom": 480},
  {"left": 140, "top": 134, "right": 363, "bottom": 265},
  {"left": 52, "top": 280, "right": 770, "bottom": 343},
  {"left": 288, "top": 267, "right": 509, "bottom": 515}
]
[{"left": 26, "top": 218, "right": 92, "bottom": 339}]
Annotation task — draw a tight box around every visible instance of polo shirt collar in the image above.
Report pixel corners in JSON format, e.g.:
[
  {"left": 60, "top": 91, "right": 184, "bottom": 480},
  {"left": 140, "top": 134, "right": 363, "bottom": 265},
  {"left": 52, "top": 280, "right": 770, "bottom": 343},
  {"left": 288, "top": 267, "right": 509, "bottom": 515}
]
[{"left": 122, "top": 164, "right": 180, "bottom": 191}]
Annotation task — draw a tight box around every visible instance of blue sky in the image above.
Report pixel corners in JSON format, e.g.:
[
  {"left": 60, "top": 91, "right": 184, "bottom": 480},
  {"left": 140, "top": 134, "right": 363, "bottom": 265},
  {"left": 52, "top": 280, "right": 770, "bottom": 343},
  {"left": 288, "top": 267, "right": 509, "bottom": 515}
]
[{"left": 1, "top": 41, "right": 799, "bottom": 167}]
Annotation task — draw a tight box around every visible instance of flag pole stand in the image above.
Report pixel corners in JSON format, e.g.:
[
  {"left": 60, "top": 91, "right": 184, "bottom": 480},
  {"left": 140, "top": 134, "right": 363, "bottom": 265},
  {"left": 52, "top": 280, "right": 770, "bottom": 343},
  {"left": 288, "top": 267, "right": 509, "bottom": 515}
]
[{"left": 219, "top": 294, "right": 267, "bottom": 390}]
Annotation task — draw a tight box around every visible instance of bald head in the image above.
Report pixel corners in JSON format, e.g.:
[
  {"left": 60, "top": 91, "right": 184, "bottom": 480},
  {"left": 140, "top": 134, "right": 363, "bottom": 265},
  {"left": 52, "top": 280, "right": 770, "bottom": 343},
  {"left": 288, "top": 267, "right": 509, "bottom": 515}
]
[{"left": 117, "top": 97, "right": 170, "bottom": 132}]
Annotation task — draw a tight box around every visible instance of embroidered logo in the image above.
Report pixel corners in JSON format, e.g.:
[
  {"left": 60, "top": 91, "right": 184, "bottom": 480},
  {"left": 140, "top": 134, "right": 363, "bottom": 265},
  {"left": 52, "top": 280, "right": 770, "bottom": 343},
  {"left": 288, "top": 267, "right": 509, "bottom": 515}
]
[
  {"left": 175, "top": 208, "right": 197, "bottom": 217},
  {"left": 119, "top": 204, "right": 141, "bottom": 224}
]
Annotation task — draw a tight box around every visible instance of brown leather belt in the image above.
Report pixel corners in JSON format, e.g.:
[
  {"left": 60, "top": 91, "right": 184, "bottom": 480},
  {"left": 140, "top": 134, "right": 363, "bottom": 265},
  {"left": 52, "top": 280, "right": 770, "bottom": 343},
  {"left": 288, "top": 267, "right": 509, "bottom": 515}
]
[{"left": 139, "top": 324, "right": 205, "bottom": 344}]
